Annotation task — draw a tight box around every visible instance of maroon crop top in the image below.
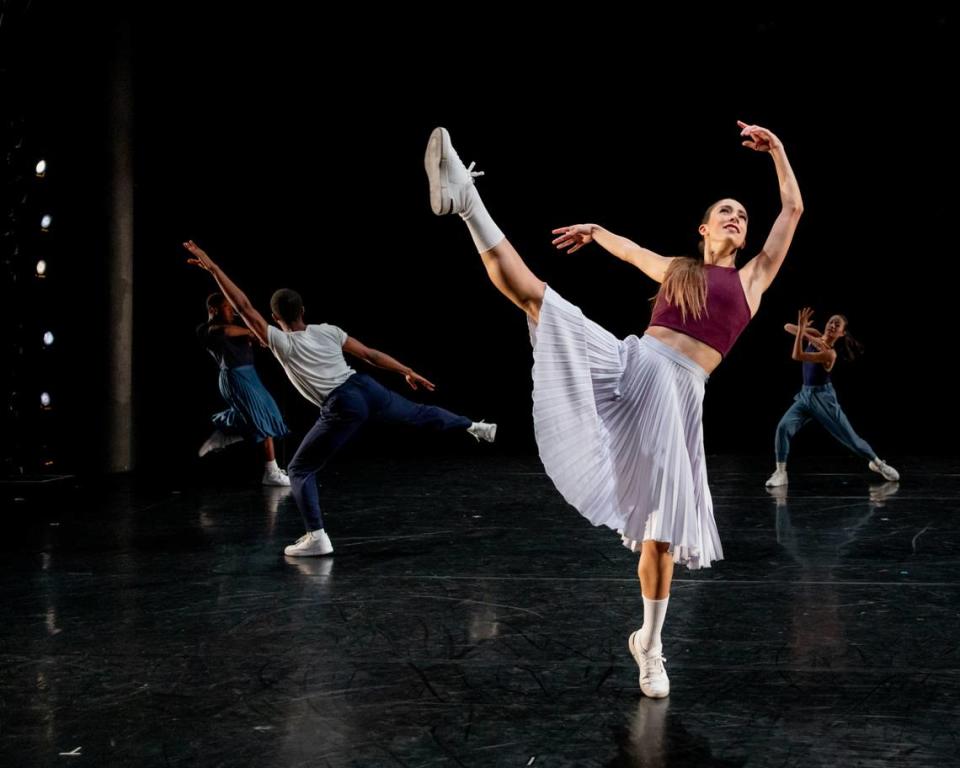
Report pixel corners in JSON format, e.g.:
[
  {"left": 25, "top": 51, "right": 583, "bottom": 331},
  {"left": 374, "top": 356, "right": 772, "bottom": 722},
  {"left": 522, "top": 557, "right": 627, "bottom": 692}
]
[{"left": 648, "top": 264, "right": 752, "bottom": 357}]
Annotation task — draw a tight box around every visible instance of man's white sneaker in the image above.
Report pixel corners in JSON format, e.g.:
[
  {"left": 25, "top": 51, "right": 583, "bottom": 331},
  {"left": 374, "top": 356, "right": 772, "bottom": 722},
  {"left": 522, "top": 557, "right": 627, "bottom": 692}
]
[
  {"left": 198, "top": 430, "right": 243, "bottom": 457},
  {"left": 284, "top": 530, "right": 333, "bottom": 557},
  {"left": 424, "top": 126, "right": 485, "bottom": 216},
  {"left": 765, "top": 468, "right": 788, "bottom": 488},
  {"left": 466, "top": 421, "right": 497, "bottom": 444},
  {"left": 628, "top": 630, "right": 670, "bottom": 698},
  {"left": 869, "top": 459, "right": 900, "bottom": 482},
  {"left": 262, "top": 467, "right": 291, "bottom": 487}
]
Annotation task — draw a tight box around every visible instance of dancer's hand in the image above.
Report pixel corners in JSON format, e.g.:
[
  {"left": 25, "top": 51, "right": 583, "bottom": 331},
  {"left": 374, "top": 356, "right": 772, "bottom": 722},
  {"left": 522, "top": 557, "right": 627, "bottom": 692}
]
[
  {"left": 737, "top": 121, "right": 782, "bottom": 153},
  {"left": 551, "top": 224, "right": 596, "bottom": 254},
  {"left": 184, "top": 240, "right": 216, "bottom": 271},
  {"left": 797, "top": 307, "right": 814, "bottom": 329},
  {"left": 405, "top": 371, "right": 436, "bottom": 392}
]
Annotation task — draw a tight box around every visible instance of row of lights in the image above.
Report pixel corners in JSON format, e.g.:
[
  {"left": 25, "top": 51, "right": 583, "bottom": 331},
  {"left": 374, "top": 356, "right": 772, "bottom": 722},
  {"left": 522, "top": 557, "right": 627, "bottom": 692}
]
[{"left": 36, "top": 158, "right": 53, "bottom": 413}]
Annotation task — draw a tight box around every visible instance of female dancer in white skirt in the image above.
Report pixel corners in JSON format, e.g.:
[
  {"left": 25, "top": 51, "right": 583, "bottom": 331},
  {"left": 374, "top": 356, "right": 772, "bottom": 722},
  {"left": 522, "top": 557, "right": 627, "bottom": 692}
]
[{"left": 425, "top": 121, "right": 803, "bottom": 697}]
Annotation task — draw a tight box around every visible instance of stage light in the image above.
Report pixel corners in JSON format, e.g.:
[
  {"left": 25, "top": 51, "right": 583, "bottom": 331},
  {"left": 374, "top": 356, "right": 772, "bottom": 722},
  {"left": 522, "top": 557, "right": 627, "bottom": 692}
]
[
  {"left": 35, "top": 159, "right": 47, "bottom": 177},
  {"left": 40, "top": 214, "right": 52, "bottom": 230},
  {"left": 40, "top": 392, "right": 51, "bottom": 408},
  {"left": 43, "top": 331, "right": 54, "bottom": 346},
  {"left": 36, "top": 260, "right": 47, "bottom": 276}
]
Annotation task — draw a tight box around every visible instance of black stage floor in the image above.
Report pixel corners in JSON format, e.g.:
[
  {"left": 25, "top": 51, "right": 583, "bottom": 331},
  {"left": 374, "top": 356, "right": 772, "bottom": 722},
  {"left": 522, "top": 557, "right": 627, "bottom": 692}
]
[{"left": 1, "top": 455, "right": 957, "bottom": 766}]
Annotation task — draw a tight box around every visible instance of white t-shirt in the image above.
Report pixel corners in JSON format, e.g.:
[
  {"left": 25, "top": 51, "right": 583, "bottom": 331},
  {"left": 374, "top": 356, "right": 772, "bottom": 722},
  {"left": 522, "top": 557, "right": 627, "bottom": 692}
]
[{"left": 267, "top": 324, "right": 356, "bottom": 407}]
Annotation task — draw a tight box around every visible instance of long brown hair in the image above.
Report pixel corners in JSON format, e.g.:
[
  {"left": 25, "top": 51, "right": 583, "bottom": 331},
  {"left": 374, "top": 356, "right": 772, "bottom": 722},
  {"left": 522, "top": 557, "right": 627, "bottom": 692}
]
[{"left": 657, "top": 257, "right": 708, "bottom": 321}]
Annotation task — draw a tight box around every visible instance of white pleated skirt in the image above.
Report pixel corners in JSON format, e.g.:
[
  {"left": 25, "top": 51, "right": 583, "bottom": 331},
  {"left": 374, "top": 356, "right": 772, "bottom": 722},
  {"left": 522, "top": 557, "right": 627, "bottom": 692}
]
[{"left": 528, "top": 286, "right": 723, "bottom": 569}]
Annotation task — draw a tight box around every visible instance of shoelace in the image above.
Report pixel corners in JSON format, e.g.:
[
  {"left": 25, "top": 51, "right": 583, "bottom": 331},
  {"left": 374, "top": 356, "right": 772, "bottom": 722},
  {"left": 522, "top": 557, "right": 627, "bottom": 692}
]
[
  {"left": 464, "top": 160, "right": 484, "bottom": 182},
  {"left": 641, "top": 653, "right": 667, "bottom": 680}
]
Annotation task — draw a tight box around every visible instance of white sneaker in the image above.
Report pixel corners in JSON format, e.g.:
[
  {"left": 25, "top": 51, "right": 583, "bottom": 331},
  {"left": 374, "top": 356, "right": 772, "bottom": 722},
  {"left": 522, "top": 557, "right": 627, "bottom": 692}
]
[
  {"left": 869, "top": 459, "right": 900, "bottom": 482},
  {"left": 765, "top": 468, "right": 788, "bottom": 487},
  {"left": 628, "top": 630, "right": 669, "bottom": 698},
  {"left": 284, "top": 530, "right": 333, "bottom": 557},
  {"left": 262, "top": 467, "right": 291, "bottom": 487},
  {"left": 466, "top": 421, "right": 497, "bottom": 443},
  {"left": 198, "top": 430, "right": 244, "bottom": 457},
  {"left": 424, "top": 126, "right": 485, "bottom": 216}
]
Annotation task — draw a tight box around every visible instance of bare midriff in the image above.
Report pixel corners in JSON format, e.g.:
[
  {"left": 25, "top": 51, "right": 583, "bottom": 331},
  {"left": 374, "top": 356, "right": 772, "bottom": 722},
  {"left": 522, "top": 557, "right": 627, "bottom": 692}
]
[{"left": 645, "top": 326, "right": 722, "bottom": 374}]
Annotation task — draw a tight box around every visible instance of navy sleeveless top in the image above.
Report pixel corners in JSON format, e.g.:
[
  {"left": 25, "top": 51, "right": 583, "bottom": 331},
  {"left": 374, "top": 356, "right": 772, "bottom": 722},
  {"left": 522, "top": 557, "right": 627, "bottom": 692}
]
[{"left": 802, "top": 342, "right": 831, "bottom": 386}]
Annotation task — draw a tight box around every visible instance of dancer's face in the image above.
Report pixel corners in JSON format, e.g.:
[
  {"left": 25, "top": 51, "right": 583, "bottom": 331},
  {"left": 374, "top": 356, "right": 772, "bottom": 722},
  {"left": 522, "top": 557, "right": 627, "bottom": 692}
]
[
  {"left": 699, "top": 199, "right": 748, "bottom": 252},
  {"left": 823, "top": 315, "right": 846, "bottom": 341}
]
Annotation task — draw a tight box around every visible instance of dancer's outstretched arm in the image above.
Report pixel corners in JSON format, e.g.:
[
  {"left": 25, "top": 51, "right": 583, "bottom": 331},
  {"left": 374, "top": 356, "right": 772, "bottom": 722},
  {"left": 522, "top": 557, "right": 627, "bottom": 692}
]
[
  {"left": 551, "top": 224, "right": 674, "bottom": 283},
  {"left": 343, "top": 337, "right": 436, "bottom": 392},
  {"left": 739, "top": 122, "right": 804, "bottom": 303},
  {"left": 184, "top": 240, "right": 269, "bottom": 345}
]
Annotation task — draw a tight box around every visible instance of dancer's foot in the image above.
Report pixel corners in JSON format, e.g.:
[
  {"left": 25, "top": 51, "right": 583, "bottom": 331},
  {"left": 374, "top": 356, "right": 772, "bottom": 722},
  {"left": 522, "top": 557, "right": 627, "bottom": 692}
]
[
  {"left": 262, "top": 467, "right": 291, "bottom": 487},
  {"left": 284, "top": 530, "right": 333, "bottom": 557},
  {"left": 868, "top": 458, "right": 900, "bottom": 482},
  {"left": 765, "top": 468, "right": 788, "bottom": 487},
  {"left": 629, "top": 630, "right": 669, "bottom": 698},
  {"left": 425, "top": 126, "right": 485, "bottom": 216},
  {"left": 198, "top": 430, "right": 243, "bottom": 457},
  {"left": 466, "top": 421, "right": 497, "bottom": 443}
]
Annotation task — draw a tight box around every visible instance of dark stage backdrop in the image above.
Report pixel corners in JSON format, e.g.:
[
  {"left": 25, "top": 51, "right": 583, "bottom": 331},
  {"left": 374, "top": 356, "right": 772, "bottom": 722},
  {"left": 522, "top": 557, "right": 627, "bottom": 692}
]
[{"left": 6, "top": 7, "right": 954, "bottom": 474}]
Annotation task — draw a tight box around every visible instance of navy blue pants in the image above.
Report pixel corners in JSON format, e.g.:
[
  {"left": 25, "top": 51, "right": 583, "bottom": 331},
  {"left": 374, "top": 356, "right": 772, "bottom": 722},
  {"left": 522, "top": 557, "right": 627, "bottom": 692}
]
[
  {"left": 775, "top": 383, "right": 876, "bottom": 463},
  {"left": 288, "top": 374, "right": 472, "bottom": 531}
]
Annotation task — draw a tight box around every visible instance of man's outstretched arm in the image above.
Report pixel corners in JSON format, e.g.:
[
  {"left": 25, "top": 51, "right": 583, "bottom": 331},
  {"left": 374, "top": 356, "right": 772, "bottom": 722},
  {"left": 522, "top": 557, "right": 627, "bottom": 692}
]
[{"left": 184, "top": 240, "right": 269, "bottom": 345}]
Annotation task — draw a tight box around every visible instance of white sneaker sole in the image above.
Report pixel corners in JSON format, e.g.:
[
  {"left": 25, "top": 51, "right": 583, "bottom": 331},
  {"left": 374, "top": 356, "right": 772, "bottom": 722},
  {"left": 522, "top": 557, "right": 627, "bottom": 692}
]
[
  {"left": 198, "top": 434, "right": 243, "bottom": 457},
  {"left": 425, "top": 126, "right": 452, "bottom": 215},
  {"left": 283, "top": 545, "right": 333, "bottom": 557}
]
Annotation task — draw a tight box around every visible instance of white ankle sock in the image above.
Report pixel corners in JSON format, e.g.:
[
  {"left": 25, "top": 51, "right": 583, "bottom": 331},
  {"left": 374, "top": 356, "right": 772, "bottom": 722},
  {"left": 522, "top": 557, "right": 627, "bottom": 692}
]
[
  {"left": 460, "top": 185, "right": 504, "bottom": 253},
  {"left": 639, "top": 596, "right": 669, "bottom": 653},
  {"left": 311, "top": 528, "right": 324, "bottom": 537},
  {"left": 265, "top": 459, "right": 279, "bottom": 472},
  {"left": 776, "top": 462, "right": 786, "bottom": 471}
]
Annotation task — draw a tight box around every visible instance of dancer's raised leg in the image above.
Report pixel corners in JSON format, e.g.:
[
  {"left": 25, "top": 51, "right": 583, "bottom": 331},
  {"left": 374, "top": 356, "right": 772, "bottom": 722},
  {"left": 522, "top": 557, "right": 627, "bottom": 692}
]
[{"left": 425, "top": 127, "right": 545, "bottom": 321}]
